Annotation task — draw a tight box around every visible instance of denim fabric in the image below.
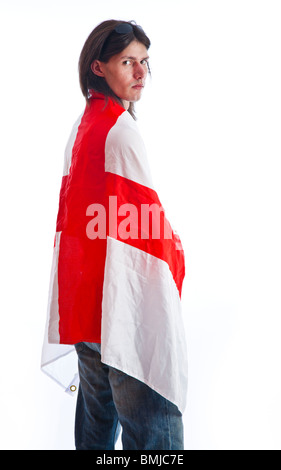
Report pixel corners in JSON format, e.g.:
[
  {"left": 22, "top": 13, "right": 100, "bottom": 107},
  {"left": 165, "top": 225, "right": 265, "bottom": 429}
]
[{"left": 75, "top": 342, "right": 184, "bottom": 450}]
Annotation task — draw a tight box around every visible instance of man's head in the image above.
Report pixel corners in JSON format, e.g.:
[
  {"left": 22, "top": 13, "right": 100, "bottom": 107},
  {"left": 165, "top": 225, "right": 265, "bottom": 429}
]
[{"left": 79, "top": 20, "right": 151, "bottom": 118}]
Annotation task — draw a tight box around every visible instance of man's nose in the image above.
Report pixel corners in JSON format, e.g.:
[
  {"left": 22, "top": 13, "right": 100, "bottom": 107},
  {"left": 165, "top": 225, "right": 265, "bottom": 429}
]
[{"left": 133, "top": 63, "right": 146, "bottom": 79}]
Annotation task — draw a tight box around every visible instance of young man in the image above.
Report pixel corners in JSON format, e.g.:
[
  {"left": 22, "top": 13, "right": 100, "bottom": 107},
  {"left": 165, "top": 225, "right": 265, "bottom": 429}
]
[{"left": 41, "top": 20, "right": 188, "bottom": 450}]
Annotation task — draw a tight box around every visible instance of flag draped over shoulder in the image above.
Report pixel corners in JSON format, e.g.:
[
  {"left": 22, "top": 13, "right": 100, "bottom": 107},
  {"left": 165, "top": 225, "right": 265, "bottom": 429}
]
[{"left": 41, "top": 92, "right": 188, "bottom": 412}]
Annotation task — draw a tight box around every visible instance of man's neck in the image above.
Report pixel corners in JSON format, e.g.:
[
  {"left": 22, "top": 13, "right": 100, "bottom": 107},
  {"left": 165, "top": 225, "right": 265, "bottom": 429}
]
[{"left": 122, "top": 100, "right": 130, "bottom": 110}]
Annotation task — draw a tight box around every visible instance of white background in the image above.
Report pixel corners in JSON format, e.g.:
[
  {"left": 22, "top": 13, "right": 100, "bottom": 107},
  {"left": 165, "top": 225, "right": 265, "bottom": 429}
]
[{"left": 0, "top": 0, "right": 280, "bottom": 450}]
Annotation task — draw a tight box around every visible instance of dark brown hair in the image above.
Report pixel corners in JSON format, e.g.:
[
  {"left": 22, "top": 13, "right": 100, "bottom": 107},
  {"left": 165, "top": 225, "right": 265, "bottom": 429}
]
[{"left": 79, "top": 20, "right": 151, "bottom": 119}]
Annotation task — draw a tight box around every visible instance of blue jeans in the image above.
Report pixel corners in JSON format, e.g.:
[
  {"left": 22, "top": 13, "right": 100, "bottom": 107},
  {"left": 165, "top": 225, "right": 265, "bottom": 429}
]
[{"left": 74, "top": 342, "right": 184, "bottom": 450}]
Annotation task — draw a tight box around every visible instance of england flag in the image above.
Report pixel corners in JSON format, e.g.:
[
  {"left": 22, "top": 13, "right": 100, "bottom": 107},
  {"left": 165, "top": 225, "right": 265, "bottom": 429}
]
[{"left": 41, "top": 92, "right": 188, "bottom": 413}]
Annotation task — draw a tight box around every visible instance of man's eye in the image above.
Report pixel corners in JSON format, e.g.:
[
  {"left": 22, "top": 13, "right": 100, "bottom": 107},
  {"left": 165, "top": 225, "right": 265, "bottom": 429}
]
[
  {"left": 123, "top": 60, "right": 132, "bottom": 65},
  {"left": 141, "top": 59, "right": 148, "bottom": 66}
]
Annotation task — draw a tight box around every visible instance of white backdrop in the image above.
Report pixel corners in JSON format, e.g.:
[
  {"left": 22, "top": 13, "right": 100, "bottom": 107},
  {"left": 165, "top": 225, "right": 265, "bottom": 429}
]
[{"left": 0, "top": 0, "right": 280, "bottom": 450}]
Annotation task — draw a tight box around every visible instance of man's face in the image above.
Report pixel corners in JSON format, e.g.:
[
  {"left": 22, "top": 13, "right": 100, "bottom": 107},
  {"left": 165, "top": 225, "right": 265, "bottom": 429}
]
[{"left": 92, "top": 41, "right": 149, "bottom": 108}]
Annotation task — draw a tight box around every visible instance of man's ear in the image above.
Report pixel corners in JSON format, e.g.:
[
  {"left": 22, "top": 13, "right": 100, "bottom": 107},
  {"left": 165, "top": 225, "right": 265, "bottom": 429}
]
[{"left": 91, "top": 60, "right": 105, "bottom": 77}]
